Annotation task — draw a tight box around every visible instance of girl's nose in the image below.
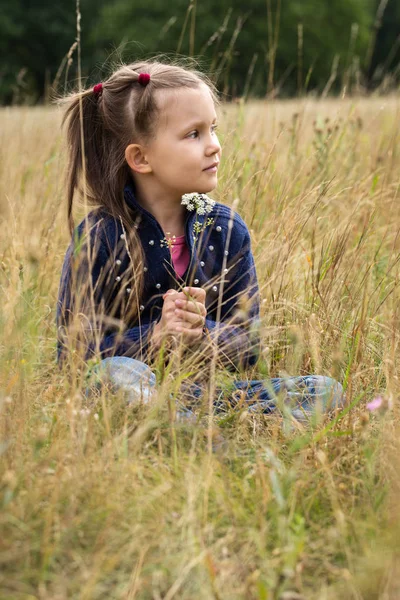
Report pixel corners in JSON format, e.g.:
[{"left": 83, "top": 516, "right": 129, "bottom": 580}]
[{"left": 206, "top": 134, "right": 221, "bottom": 156}]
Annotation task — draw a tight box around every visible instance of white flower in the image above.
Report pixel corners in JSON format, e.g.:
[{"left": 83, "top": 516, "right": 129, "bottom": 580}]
[
  {"left": 181, "top": 193, "right": 215, "bottom": 214},
  {"left": 181, "top": 193, "right": 216, "bottom": 241}
]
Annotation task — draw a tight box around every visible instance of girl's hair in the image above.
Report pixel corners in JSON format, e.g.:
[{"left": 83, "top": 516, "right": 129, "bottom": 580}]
[{"left": 61, "top": 60, "right": 217, "bottom": 326}]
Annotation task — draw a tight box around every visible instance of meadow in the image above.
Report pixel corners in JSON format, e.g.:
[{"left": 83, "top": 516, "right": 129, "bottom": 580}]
[{"left": 1, "top": 95, "right": 400, "bottom": 599}]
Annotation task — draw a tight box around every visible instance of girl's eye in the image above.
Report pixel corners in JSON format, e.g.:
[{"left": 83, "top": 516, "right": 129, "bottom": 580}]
[{"left": 186, "top": 125, "right": 218, "bottom": 139}]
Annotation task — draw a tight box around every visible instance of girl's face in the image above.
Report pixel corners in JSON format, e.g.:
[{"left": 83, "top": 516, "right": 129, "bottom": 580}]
[{"left": 140, "top": 84, "right": 221, "bottom": 199}]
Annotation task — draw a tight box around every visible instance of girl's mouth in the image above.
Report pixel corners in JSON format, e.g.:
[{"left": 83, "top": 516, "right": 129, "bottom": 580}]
[{"left": 203, "top": 162, "right": 219, "bottom": 172}]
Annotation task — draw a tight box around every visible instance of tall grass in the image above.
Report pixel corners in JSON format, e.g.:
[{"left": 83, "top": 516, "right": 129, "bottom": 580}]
[{"left": 1, "top": 96, "right": 400, "bottom": 599}]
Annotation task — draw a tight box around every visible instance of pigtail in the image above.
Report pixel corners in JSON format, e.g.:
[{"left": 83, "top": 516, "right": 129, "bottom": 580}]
[
  {"left": 61, "top": 84, "right": 144, "bottom": 325},
  {"left": 62, "top": 89, "right": 104, "bottom": 234}
]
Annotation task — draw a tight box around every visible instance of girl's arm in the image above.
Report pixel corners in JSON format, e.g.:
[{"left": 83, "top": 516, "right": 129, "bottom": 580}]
[
  {"left": 204, "top": 229, "right": 261, "bottom": 370},
  {"left": 57, "top": 221, "right": 154, "bottom": 364}
]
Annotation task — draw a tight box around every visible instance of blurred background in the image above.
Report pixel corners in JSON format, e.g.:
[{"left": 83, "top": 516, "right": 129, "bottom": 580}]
[{"left": 1, "top": 0, "right": 400, "bottom": 104}]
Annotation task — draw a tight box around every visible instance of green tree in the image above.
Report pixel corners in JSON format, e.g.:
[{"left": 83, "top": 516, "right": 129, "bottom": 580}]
[
  {"left": 0, "top": 0, "right": 77, "bottom": 103},
  {"left": 91, "top": 0, "right": 374, "bottom": 96},
  {"left": 367, "top": 0, "right": 400, "bottom": 87},
  {"left": 0, "top": 0, "right": 375, "bottom": 103}
]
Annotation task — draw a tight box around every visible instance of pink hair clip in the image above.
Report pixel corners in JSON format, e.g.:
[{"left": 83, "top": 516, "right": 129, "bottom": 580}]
[
  {"left": 93, "top": 83, "right": 103, "bottom": 96},
  {"left": 138, "top": 73, "right": 151, "bottom": 87}
]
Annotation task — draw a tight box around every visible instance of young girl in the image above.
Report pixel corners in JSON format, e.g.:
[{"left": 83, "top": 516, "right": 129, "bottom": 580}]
[{"left": 57, "top": 60, "right": 344, "bottom": 418}]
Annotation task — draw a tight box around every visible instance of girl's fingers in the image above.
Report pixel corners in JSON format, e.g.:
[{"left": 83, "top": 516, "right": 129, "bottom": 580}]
[
  {"left": 174, "top": 326, "right": 203, "bottom": 345},
  {"left": 174, "top": 308, "right": 205, "bottom": 328},
  {"left": 161, "top": 314, "right": 187, "bottom": 327},
  {"left": 162, "top": 289, "right": 178, "bottom": 300},
  {"left": 183, "top": 286, "right": 206, "bottom": 303},
  {"left": 174, "top": 298, "right": 206, "bottom": 316},
  {"left": 163, "top": 288, "right": 205, "bottom": 304}
]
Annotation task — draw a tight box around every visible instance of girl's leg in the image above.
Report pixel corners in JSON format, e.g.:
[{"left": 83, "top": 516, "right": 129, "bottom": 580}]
[
  {"left": 86, "top": 359, "right": 344, "bottom": 422},
  {"left": 87, "top": 356, "right": 156, "bottom": 404},
  {"left": 169, "top": 375, "right": 344, "bottom": 421},
  {"left": 232, "top": 375, "right": 345, "bottom": 420},
  {"left": 86, "top": 357, "right": 196, "bottom": 421}
]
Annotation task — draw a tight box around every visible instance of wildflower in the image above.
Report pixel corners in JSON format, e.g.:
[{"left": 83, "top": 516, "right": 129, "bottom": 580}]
[
  {"left": 160, "top": 233, "right": 176, "bottom": 249},
  {"left": 193, "top": 222, "right": 203, "bottom": 235},
  {"left": 181, "top": 193, "right": 215, "bottom": 214},
  {"left": 181, "top": 193, "right": 216, "bottom": 242},
  {"left": 366, "top": 396, "right": 383, "bottom": 412}
]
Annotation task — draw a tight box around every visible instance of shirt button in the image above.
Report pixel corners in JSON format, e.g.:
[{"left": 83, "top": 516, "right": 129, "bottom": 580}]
[
  {"left": 149, "top": 240, "right": 154, "bottom": 246},
  {"left": 126, "top": 288, "right": 131, "bottom": 293},
  {"left": 224, "top": 250, "right": 229, "bottom": 256},
  {"left": 115, "top": 276, "right": 121, "bottom": 282},
  {"left": 208, "top": 245, "right": 214, "bottom": 251},
  {"left": 200, "top": 261, "right": 205, "bottom": 267},
  {"left": 120, "top": 234, "right": 125, "bottom": 240},
  {"left": 156, "top": 283, "right": 161, "bottom": 289},
  {"left": 194, "top": 279, "right": 199, "bottom": 285},
  {"left": 212, "top": 285, "right": 218, "bottom": 292},
  {"left": 144, "top": 266, "right": 148, "bottom": 272},
  {"left": 139, "top": 305, "right": 145, "bottom": 311},
  {"left": 116, "top": 259, "right": 122, "bottom": 266},
  {"left": 216, "top": 226, "right": 222, "bottom": 232}
]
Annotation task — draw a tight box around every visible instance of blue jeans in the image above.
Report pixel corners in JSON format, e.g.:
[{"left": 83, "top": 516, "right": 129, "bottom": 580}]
[{"left": 88, "top": 357, "right": 345, "bottom": 421}]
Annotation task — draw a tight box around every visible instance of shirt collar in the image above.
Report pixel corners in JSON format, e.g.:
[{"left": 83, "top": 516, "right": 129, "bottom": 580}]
[{"left": 123, "top": 180, "right": 158, "bottom": 225}]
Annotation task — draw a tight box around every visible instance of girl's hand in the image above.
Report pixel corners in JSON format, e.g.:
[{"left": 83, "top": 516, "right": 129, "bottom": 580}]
[
  {"left": 173, "top": 286, "right": 206, "bottom": 330},
  {"left": 151, "top": 287, "right": 206, "bottom": 349}
]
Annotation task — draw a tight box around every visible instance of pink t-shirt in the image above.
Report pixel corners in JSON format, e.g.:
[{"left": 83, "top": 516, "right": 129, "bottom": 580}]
[{"left": 169, "top": 235, "right": 190, "bottom": 278}]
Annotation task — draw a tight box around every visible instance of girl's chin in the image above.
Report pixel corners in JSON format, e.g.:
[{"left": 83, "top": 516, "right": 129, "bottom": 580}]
[
  {"left": 180, "top": 181, "right": 218, "bottom": 196},
  {"left": 198, "top": 182, "right": 218, "bottom": 194}
]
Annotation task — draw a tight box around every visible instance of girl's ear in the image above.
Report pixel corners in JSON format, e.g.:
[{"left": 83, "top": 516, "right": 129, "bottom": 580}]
[{"left": 125, "top": 144, "right": 152, "bottom": 174}]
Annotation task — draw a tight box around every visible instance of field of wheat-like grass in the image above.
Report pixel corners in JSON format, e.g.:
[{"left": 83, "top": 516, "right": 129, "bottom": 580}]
[{"left": 0, "top": 96, "right": 400, "bottom": 599}]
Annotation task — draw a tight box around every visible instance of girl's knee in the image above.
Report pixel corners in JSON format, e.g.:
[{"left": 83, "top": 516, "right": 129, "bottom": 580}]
[
  {"left": 314, "top": 376, "right": 345, "bottom": 410},
  {"left": 99, "top": 356, "right": 155, "bottom": 380},
  {"left": 89, "top": 356, "right": 156, "bottom": 403},
  {"left": 290, "top": 375, "right": 345, "bottom": 421}
]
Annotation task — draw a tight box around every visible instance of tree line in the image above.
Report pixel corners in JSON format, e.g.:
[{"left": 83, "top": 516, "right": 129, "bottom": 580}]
[{"left": 1, "top": 0, "right": 399, "bottom": 104}]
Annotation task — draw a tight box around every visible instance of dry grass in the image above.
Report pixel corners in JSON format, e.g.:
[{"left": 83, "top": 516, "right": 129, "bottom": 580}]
[{"left": 1, "top": 96, "right": 400, "bottom": 599}]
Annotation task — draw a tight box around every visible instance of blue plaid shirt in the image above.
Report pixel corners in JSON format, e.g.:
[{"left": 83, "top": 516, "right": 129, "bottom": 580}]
[{"left": 57, "top": 182, "right": 260, "bottom": 369}]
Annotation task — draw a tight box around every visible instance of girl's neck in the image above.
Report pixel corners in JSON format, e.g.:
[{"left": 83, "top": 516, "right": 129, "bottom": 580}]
[{"left": 134, "top": 179, "right": 187, "bottom": 237}]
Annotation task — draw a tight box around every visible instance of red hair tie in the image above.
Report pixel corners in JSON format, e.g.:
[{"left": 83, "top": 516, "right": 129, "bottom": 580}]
[
  {"left": 93, "top": 83, "right": 103, "bottom": 96},
  {"left": 138, "top": 73, "right": 151, "bottom": 87}
]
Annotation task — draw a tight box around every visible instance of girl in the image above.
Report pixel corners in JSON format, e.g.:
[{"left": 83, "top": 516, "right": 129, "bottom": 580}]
[{"left": 57, "top": 60, "right": 344, "bottom": 418}]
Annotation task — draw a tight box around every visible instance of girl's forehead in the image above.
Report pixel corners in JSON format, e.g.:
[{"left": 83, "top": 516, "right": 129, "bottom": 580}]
[{"left": 156, "top": 85, "right": 217, "bottom": 127}]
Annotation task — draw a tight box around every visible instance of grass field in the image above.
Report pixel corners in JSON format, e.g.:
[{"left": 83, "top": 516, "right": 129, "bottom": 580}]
[{"left": 1, "top": 96, "right": 400, "bottom": 599}]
